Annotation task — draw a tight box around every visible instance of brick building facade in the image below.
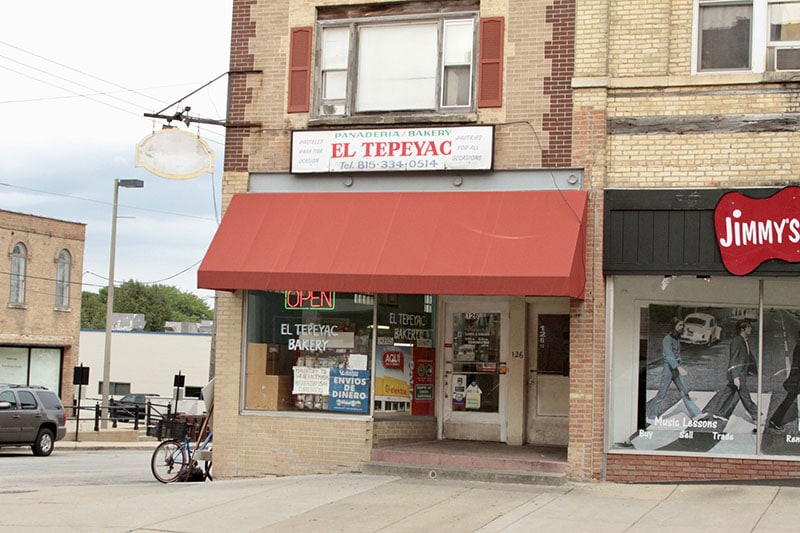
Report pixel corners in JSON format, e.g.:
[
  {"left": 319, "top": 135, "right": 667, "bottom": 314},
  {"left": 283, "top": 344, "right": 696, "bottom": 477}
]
[
  {"left": 200, "top": 0, "right": 598, "bottom": 480},
  {"left": 0, "top": 210, "right": 85, "bottom": 405},
  {"left": 201, "top": 0, "right": 800, "bottom": 484}
]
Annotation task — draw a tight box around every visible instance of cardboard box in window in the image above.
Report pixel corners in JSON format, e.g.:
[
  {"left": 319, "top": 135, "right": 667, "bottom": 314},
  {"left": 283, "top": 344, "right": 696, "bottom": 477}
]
[
  {"left": 245, "top": 374, "right": 293, "bottom": 410},
  {"left": 246, "top": 342, "right": 281, "bottom": 375}
]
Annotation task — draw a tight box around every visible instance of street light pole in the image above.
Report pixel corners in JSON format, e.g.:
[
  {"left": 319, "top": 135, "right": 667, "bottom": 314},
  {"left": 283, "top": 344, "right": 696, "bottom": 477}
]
[{"left": 101, "top": 178, "right": 144, "bottom": 428}]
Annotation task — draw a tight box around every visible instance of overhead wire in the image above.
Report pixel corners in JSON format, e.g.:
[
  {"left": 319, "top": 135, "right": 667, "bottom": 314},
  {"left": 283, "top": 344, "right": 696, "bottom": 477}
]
[
  {"left": 0, "top": 182, "right": 218, "bottom": 222},
  {"left": 0, "top": 40, "right": 225, "bottom": 301},
  {"left": 0, "top": 40, "right": 227, "bottom": 145}
]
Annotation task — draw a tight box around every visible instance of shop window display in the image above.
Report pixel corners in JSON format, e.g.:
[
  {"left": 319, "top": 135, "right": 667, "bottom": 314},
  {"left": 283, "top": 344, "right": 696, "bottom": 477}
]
[
  {"left": 610, "top": 276, "right": 800, "bottom": 458},
  {"left": 244, "top": 291, "right": 434, "bottom": 415}
]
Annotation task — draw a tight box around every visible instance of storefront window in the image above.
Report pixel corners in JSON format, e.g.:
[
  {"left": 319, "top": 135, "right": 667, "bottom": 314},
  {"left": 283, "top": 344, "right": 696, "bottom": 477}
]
[
  {"left": 610, "top": 276, "right": 800, "bottom": 458},
  {"left": 244, "top": 291, "right": 435, "bottom": 415},
  {"left": 0, "top": 346, "right": 62, "bottom": 392},
  {"left": 375, "top": 294, "right": 434, "bottom": 414}
]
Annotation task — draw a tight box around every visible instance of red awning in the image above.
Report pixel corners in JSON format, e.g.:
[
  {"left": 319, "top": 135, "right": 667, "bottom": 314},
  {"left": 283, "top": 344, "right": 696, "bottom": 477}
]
[{"left": 198, "top": 190, "right": 588, "bottom": 297}]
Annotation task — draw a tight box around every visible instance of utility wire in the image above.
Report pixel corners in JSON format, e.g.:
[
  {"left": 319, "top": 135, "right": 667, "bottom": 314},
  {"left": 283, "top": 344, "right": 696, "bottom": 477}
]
[
  {"left": 0, "top": 40, "right": 227, "bottom": 142},
  {"left": 0, "top": 181, "right": 218, "bottom": 222}
]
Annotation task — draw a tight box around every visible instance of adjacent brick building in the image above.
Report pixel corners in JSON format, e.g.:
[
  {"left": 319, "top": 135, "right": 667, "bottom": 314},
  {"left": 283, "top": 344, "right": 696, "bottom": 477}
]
[
  {"left": 576, "top": 0, "right": 800, "bottom": 482},
  {"left": 0, "top": 210, "right": 85, "bottom": 406}
]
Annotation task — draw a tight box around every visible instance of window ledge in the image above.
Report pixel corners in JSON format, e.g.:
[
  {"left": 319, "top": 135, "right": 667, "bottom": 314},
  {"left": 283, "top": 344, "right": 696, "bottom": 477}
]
[
  {"left": 7, "top": 303, "right": 26, "bottom": 310},
  {"left": 308, "top": 112, "right": 478, "bottom": 128},
  {"left": 54, "top": 306, "right": 72, "bottom": 313},
  {"left": 573, "top": 71, "right": 800, "bottom": 90}
]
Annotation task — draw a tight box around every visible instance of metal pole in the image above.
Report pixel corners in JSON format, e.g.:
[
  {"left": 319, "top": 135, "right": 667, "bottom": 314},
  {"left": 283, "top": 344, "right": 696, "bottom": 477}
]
[
  {"left": 100, "top": 179, "right": 121, "bottom": 428},
  {"left": 100, "top": 178, "right": 143, "bottom": 429}
]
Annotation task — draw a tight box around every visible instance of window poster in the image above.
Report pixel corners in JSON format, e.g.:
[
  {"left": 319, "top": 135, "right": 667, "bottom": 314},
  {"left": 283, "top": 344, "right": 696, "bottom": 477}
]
[
  {"left": 374, "top": 344, "right": 412, "bottom": 402},
  {"left": 631, "top": 304, "right": 800, "bottom": 456},
  {"left": 328, "top": 369, "right": 370, "bottom": 413}
]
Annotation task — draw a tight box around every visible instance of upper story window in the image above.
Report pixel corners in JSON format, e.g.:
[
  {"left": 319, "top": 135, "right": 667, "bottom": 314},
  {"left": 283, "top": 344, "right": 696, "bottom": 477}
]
[
  {"left": 317, "top": 17, "right": 475, "bottom": 117},
  {"left": 55, "top": 249, "right": 71, "bottom": 309},
  {"left": 287, "top": 1, "right": 503, "bottom": 117},
  {"left": 10, "top": 242, "right": 27, "bottom": 305},
  {"left": 696, "top": 0, "right": 800, "bottom": 72}
]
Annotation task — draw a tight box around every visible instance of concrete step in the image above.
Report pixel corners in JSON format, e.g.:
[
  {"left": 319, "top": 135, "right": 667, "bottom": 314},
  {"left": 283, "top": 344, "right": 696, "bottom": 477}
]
[
  {"left": 365, "top": 440, "right": 568, "bottom": 485},
  {"left": 362, "top": 461, "right": 568, "bottom": 485},
  {"left": 371, "top": 447, "right": 567, "bottom": 474}
]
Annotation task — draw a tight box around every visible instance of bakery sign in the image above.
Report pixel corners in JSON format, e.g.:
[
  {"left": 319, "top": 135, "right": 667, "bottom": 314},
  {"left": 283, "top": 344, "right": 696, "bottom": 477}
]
[
  {"left": 715, "top": 186, "right": 800, "bottom": 275},
  {"left": 290, "top": 125, "right": 493, "bottom": 173}
]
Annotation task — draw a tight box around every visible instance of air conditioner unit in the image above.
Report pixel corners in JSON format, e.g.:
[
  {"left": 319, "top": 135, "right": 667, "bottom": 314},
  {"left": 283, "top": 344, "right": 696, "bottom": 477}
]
[{"left": 771, "top": 46, "right": 800, "bottom": 71}]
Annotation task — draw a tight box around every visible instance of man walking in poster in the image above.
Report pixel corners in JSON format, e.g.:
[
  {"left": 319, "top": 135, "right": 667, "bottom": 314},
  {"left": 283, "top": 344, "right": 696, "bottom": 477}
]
[
  {"left": 767, "top": 330, "right": 800, "bottom": 430},
  {"left": 646, "top": 317, "right": 702, "bottom": 420},
  {"left": 704, "top": 321, "right": 759, "bottom": 425}
]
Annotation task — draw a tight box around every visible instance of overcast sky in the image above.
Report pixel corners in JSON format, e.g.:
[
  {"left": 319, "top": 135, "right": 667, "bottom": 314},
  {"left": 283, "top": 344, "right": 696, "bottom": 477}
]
[{"left": 0, "top": 1, "right": 233, "bottom": 307}]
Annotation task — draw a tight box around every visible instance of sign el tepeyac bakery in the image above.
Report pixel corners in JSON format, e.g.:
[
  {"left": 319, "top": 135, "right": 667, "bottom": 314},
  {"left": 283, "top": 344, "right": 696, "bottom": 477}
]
[{"left": 291, "top": 125, "right": 494, "bottom": 173}]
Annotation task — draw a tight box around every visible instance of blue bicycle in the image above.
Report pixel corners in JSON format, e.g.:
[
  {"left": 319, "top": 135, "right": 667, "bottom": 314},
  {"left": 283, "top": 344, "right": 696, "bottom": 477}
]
[{"left": 150, "top": 423, "right": 213, "bottom": 483}]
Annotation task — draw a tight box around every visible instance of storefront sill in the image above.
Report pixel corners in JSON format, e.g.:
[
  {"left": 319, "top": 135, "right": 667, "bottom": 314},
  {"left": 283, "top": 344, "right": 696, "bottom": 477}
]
[
  {"left": 373, "top": 414, "right": 436, "bottom": 421},
  {"left": 607, "top": 447, "right": 800, "bottom": 462},
  {"left": 240, "top": 409, "right": 372, "bottom": 422}
]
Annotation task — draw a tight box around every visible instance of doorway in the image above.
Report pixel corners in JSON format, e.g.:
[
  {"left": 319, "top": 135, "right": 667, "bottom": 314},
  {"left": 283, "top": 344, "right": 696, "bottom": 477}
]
[
  {"left": 439, "top": 298, "right": 509, "bottom": 442},
  {"left": 525, "top": 299, "right": 570, "bottom": 446}
]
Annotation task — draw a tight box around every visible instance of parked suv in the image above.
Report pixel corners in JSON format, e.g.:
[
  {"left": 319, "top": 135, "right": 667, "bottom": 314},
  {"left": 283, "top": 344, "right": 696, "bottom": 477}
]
[{"left": 0, "top": 384, "right": 67, "bottom": 456}]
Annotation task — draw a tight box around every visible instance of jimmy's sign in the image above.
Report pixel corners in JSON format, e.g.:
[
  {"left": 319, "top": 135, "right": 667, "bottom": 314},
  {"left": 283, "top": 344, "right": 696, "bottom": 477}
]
[
  {"left": 715, "top": 187, "right": 800, "bottom": 275},
  {"left": 290, "top": 126, "right": 493, "bottom": 173}
]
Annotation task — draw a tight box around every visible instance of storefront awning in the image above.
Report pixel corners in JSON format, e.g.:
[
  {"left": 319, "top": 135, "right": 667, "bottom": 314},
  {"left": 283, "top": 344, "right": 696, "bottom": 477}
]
[{"left": 198, "top": 190, "right": 588, "bottom": 297}]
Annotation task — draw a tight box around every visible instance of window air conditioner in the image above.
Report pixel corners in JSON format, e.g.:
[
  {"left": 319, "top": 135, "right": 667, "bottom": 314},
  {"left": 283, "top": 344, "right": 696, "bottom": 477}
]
[{"left": 772, "top": 46, "right": 800, "bottom": 71}]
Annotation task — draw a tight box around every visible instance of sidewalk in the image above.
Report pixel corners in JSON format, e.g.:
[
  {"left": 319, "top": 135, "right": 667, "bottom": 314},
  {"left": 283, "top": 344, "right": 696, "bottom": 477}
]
[
  {"left": 3, "top": 469, "right": 800, "bottom": 532},
  {"left": 47, "top": 429, "right": 800, "bottom": 532}
]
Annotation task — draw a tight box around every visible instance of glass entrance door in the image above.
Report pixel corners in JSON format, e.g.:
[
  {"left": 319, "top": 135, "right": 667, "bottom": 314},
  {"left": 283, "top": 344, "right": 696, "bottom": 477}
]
[{"left": 441, "top": 299, "right": 508, "bottom": 441}]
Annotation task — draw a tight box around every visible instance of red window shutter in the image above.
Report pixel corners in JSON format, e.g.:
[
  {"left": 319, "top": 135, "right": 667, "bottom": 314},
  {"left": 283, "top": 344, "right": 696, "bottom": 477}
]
[
  {"left": 288, "top": 27, "right": 312, "bottom": 113},
  {"left": 478, "top": 17, "right": 504, "bottom": 108}
]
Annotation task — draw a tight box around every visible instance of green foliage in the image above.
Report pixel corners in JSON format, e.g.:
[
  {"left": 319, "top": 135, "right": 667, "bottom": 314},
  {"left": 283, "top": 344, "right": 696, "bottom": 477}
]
[
  {"left": 81, "top": 291, "right": 106, "bottom": 329},
  {"left": 80, "top": 281, "right": 213, "bottom": 332}
]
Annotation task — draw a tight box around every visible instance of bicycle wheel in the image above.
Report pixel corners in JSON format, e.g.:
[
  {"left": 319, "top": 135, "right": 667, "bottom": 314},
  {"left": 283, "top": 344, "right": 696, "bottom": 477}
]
[{"left": 151, "top": 440, "right": 187, "bottom": 483}]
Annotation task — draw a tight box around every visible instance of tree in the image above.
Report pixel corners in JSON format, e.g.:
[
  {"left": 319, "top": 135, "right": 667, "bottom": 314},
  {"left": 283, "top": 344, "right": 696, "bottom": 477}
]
[
  {"left": 81, "top": 291, "right": 106, "bottom": 329},
  {"left": 80, "top": 281, "right": 213, "bottom": 331}
]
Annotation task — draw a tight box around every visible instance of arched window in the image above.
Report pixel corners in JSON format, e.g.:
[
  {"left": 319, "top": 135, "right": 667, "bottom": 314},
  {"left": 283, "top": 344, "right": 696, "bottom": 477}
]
[
  {"left": 55, "top": 249, "right": 71, "bottom": 308},
  {"left": 10, "top": 242, "right": 27, "bottom": 304}
]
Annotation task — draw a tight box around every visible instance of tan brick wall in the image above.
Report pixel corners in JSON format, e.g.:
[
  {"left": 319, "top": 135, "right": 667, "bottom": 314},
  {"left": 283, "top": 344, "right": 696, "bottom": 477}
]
[
  {"left": 574, "top": 0, "right": 607, "bottom": 78},
  {"left": 373, "top": 416, "right": 437, "bottom": 446},
  {"left": 0, "top": 210, "right": 85, "bottom": 405},
  {"left": 608, "top": 131, "right": 800, "bottom": 189},
  {"left": 608, "top": 0, "right": 671, "bottom": 78}
]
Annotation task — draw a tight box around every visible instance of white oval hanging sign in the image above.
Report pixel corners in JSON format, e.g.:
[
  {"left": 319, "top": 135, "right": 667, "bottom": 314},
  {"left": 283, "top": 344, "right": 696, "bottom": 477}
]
[{"left": 135, "top": 127, "right": 214, "bottom": 180}]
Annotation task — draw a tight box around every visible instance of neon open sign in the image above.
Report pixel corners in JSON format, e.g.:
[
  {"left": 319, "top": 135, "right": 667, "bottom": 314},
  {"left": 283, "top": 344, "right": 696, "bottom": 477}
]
[{"left": 284, "top": 290, "right": 336, "bottom": 310}]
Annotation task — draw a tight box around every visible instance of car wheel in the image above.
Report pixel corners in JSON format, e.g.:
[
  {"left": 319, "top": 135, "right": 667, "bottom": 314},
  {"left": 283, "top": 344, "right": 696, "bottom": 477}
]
[{"left": 32, "top": 428, "right": 55, "bottom": 456}]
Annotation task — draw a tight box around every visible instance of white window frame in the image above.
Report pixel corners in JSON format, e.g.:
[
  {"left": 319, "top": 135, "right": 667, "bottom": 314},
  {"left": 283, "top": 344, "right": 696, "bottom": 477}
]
[
  {"left": 693, "top": 0, "right": 800, "bottom": 73},
  {"left": 315, "top": 13, "right": 477, "bottom": 118},
  {"left": 55, "top": 249, "right": 71, "bottom": 309},
  {"left": 766, "top": 0, "right": 800, "bottom": 69},
  {"left": 10, "top": 242, "right": 26, "bottom": 305}
]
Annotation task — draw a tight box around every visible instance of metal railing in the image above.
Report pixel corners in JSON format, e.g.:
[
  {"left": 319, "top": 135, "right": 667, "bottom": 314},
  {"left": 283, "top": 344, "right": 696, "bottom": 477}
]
[{"left": 69, "top": 400, "right": 172, "bottom": 441}]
